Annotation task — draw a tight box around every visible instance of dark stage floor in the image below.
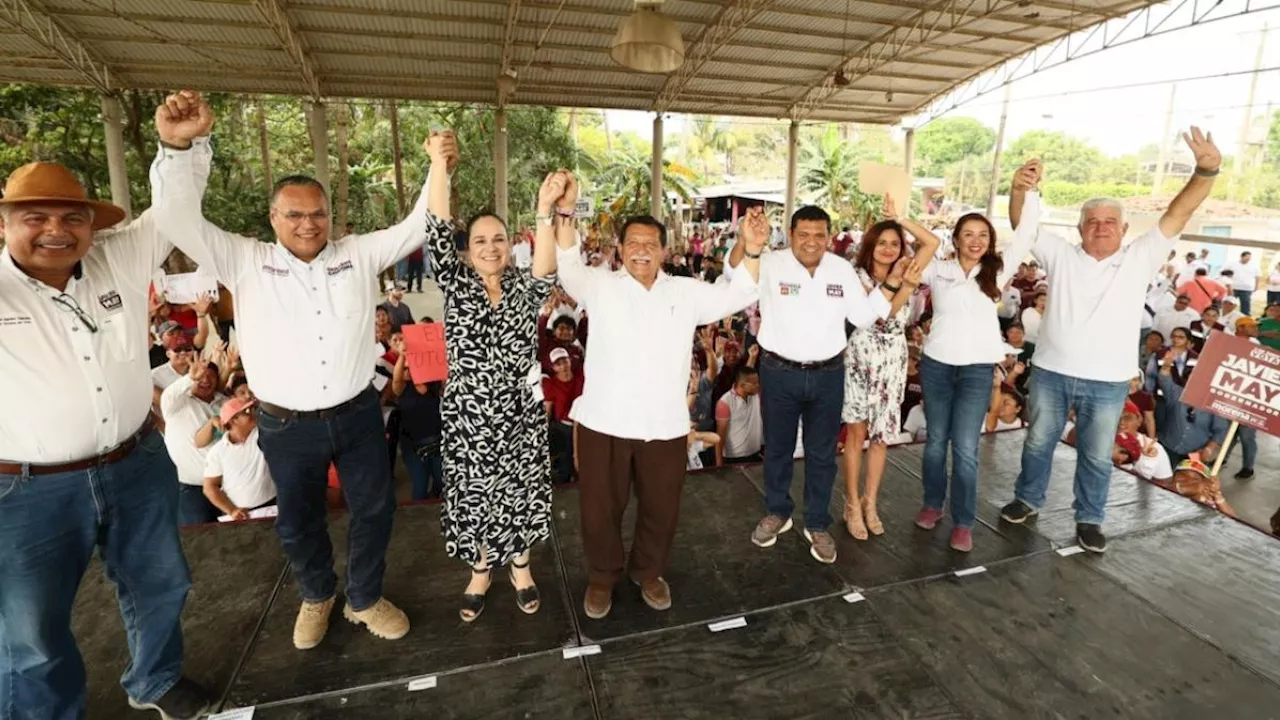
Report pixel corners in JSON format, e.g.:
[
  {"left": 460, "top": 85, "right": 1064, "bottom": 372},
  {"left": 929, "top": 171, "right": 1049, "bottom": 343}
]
[{"left": 75, "top": 432, "right": 1280, "bottom": 719}]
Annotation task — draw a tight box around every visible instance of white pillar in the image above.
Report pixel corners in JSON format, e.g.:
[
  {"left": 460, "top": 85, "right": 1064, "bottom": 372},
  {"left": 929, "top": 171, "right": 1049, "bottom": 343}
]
[
  {"left": 784, "top": 120, "right": 799, "bottom": 225},
  {"left": 650, "top": 113, "right": 664, "bottom": 220},
  {"left": 495, "top": 107, "right": 509, "bottom": 222},
  {"left": 99, "top": 95, "right": 131, "bottom": 221},
  {"left": 903, "top": 127, "right": 916, "bottom": 180},
  {"left": 305, "top": 99, "right": 331, "bottom": 193}
]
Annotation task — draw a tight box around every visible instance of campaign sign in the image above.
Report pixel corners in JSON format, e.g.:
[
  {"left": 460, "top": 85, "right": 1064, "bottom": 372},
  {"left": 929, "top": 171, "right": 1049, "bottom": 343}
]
[
  {"left": 1181, "top": 330, "right": 1280, "bottom": 437},
  {"left": 402, "top": 322, "right": 447, "bottom": 384}
]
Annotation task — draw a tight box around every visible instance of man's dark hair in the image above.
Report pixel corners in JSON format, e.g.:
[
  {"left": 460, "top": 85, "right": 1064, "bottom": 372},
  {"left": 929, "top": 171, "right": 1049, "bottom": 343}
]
[
  {"left": 1195, "top": 267, "right": 1208, "bottom": 276},
  {"left": 1146, "top": 329, "right": 1164, "bottom": 343},
  {"left": 1185, "top": 252, "right": 1196, "bottom": 260},
  {"left": 918, "top": 311, "right": 933, "bottom": 325},
  {"left": 1221, "top": 269, "right": 1234, "bottom": 277},
  {"left": 271, "top": 175, "right": 328, "bottom": 205},
  {"left": 790, "top": 205, "right": 831, "bottom": 232},
  {"left": 1242, "top": 251, "right": 1252, "bottom": 258},
  {"left": 552, "top": 315, "right": 577, "bottom": 332},
  {"left": 736, "top": 366, "right": 759, "bottom": 382},
  {"left": 463, "top": 212, "right": 508, "bottom": 246},
  {"left": 1005, "top": 322, "right": 1025, "bottom": 333},
  {"left": 619, "top": 215, "right": 667, "bottom": 247}
]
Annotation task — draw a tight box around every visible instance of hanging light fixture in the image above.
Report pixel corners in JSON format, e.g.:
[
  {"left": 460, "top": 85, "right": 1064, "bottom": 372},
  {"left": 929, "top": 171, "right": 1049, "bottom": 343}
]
[{"left": 610, "top": 1, "right": 685, "bottom": 74}]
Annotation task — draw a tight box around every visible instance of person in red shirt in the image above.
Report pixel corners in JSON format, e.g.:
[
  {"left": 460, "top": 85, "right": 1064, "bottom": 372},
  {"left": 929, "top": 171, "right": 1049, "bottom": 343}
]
[
  {"left": 1176, "top": 267, "right": 1226, "bottom": 313},
  {"left": 405, "top": 247, "right": 426, "bottom": 292},
  {"left": 542, "top": 347, "right": 584, "bottom": 483}
]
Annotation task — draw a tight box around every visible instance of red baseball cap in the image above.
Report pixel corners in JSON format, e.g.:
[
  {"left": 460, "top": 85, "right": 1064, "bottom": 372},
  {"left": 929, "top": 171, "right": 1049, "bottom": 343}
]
[
  {"left": 1114, "top": 432, "right": 1141, "bottom": 462},
  {"left": 219, "top": 397, "right": 257, "bottom": 426}
]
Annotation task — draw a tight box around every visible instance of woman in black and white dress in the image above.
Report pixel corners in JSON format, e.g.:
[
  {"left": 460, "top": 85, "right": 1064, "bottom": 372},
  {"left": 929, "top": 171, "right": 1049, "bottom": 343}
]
[{"left": 425, "top": 144, "right": 578, "bottom": 621}]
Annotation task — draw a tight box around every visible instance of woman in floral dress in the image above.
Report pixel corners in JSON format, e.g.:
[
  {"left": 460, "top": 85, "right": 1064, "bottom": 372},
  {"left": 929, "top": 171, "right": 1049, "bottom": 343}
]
[
  {"left": 426, "top": 155, "right": 579, "bottom": 622},
  {"left": 841, "top": 195, "right": 939, "bottom": 539}
]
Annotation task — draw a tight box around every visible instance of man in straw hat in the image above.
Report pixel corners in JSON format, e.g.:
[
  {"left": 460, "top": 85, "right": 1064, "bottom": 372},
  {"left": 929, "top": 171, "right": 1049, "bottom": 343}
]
[
  {"left": 150, "top": 90, "right": 457, "bottom": 651},
  {"left": 0, "top": 99, "right": 213, "bottom": 718}
]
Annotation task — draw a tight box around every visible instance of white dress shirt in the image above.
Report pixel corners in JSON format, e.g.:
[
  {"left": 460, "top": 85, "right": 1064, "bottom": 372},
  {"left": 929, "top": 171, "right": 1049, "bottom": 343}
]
[
  {"left": 0, "top": 143, "right": 210, "bottom": 463},
  {"left": 204, "top": 427, "right": 276, "bottom": 509},
  {"left": 151, "top": 362, "right": 181, "bottom": 390},
  {"left": 1268, "top": 267, "right": 1280, "bottom": 293},
  {"left": 920, "top": 194, "right": 1040, "bottom": 367},
  {"left": 1151, "top": 307, "right": 1200, "bottom": 344},
  {"left": 1028, "top": 193, "right": 1177, "bottom": 382},
  {"left": 1221, "top": 260, "right": 1257, "bottom": 291},
  {"left": 159, "top": 374, "right": 225, "bottom": 485},
  {"left": 728, "top": 249, "right": 890, "bottom": 363},
  {"left": 557, "top": 241, "right": 758, "bottom": 442},
  {"left": 152, "top": 137, "right": 435, "bottom": 411}
]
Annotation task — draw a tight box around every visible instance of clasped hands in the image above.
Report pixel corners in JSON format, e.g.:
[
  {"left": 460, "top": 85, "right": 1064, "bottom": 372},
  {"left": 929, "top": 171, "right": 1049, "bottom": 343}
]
[{"left": 536, "top": 169, "right": 579, "bottom": 218}]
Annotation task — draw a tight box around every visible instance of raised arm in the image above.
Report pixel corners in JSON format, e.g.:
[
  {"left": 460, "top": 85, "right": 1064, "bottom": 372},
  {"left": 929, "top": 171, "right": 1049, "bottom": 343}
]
[
  {"left": 421, "top": 136, "right": 460, "bottom": 291},
  {"left": 998, "top": 188, "right": 1044, "bottom": 289},
  {"left": 532, "top": 170, "right": 576, "bottom": 280},
  {"left": 1159, "top": 128, "right": 1221, "bottom": 239},
  {"left": 357, "top": 131, "right": 457, "bottom": 273}
]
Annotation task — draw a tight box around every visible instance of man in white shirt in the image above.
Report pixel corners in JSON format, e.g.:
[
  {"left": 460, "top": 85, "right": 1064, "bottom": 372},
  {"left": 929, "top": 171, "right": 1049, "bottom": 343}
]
[
  {"left": 1001, "top": 127, "right": 1221, "bottom": 553},
  {"left": 557, "top": 214, "right": 762, "bottom": 620},
  {"left": 160, "top": 355, "right": 228, "bottom": 525},
  {"left": 1151, "top": 293, "right": 1201, "bottom": 342},
  {"left": 0, "top": 121, "right": 213, "bottom": 716},
  {"left": 150, "top": 92, "right": 455, "bottom": 649},
  {"left": 727, "top": 205, "right": 907, "bottom": 564},
  {"left": 714, "top": 367, "right": 764, "bottom": 465},
  {"left": 203, "top": 397, "right": 277, "bottom": 521},
  {"left": 1220, "top": 250, "right": 1258, "bottom": 315}
]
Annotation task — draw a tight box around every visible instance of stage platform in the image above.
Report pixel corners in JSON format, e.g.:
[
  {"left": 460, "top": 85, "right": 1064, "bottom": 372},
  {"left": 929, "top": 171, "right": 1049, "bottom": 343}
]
[{"left": 76, "top": 431, "right": 1280, "bottom": 719}]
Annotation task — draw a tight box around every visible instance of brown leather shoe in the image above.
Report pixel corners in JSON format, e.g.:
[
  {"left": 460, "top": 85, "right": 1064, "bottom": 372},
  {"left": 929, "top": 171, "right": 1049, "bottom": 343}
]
[
  {"left": 636, "top": 577, "right": 672, "bottom": 611},
  {"left": 583, "top": 584, "right": 612, "bottom": 620}
]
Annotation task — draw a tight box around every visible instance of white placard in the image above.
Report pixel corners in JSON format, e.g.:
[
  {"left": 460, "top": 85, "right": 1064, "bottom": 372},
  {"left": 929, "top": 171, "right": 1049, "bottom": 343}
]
[
  {"left": 162, "top": 272, "right": 219, "bottom": 304},
  {"left": 562, "top": 644, "right": 601, "bottom": 659},
  {"left": 953, "top": 566, "right": 988, "bottom": 578},
  {"left": 843, "top": 592, "right": 866, "bottom": 604},
  {"left": 574, "top": 196, "right": 594, "bottom": 219},
  {"left": 707, "top": 616, "right": 748, "bottom": 632},
  {"left": 208, "top": 708, "right": 254, "bottom": 720},
  {"left": 407, "top": 676, "right": 437, "bottom": 692},
  {"left": 217, "top": 506, "right": 278, "bottom": 523},
  {"left": 1056, "top": 546, "right": 1085, "bottom": 557}
]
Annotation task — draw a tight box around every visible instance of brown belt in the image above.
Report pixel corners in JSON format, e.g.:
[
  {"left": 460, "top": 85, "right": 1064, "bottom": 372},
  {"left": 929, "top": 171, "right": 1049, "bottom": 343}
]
[{"left": 0, "top": 417, "right": 155, "bottom": 477}]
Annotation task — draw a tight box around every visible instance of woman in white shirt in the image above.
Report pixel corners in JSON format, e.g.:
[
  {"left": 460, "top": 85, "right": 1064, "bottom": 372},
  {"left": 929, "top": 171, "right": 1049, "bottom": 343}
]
[
  {"left": 1020, "top": 291, "right": 1046, "bottom": 343},
  {"left": 915, "top": 160, "right": 1042, "bottom": 553},
  {"left": 1268, "top": 261, "right": 1280, "bottom": 307}
]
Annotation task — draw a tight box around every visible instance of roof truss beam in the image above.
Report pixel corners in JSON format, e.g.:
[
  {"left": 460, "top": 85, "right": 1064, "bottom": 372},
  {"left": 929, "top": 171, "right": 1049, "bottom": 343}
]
[
  {"left": 653, "top": 0, "right": 778, "bottom": 112},
  {"left": 0, "top": 0, "right": 117, "bottom": 93},
  {"left": 251, "top": 0, "right": 321, "bottom": 99}
]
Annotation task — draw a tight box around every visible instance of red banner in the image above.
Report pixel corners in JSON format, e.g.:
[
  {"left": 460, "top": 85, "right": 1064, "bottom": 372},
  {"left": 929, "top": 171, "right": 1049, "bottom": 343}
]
[
  {"left": 1181, "top": 330, "right": 1280, "bottom": 438},
  {"left": 401, "top": 322, "right": 447, "bottom": 384}
]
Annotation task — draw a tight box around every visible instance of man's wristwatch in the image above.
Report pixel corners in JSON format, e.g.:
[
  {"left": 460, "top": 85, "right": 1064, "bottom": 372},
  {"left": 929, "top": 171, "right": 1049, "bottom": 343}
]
[{"left": 537, "top": 214, "right": 554, "bottom": 226}]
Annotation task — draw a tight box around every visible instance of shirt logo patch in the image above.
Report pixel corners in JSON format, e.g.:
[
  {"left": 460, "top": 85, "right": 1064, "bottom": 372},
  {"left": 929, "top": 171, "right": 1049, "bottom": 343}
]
[
  {"left": 779, "top": 282, "right": 801, "bottom": 296},
  {"left": 261, "top": 264, "right": 290, "bottom": 277},
  {"left": 0, "top": 314, "right": 33, "bottom": 327},
  {"left": 326, "top": 260, "right": 354, "bottom": 276},
  {"left": 826, "top": 284, "right": 844, "bottom": 298},
  {"left": 98, "top": 290, "right": 123, "bottom": 311}
]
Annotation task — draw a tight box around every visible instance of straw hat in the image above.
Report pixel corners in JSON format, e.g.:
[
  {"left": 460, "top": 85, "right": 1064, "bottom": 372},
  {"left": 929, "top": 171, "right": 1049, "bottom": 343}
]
[{"left": 1, "top": 162, "right": 126, "bottom": 230}]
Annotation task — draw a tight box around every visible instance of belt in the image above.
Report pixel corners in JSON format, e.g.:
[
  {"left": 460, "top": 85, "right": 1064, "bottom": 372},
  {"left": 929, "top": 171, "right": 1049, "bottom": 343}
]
[
  {"left": 0, "top": 417, "right": 155, "bottom": 477},
  {"left": 259, "top": 386, "right": 372, "bottom": 421},
  {"left": 763, "top": 349, "right": 843, "bottom": 371}
]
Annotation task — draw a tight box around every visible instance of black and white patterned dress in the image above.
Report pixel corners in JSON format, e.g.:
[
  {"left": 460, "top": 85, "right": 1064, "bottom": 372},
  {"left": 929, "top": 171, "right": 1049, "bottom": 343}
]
[
  {"left": 426, "top": 214, "right": 554, "bottom": 567},
  {"left": 842, "top": 267, "right": 910, "bottom": 444}
]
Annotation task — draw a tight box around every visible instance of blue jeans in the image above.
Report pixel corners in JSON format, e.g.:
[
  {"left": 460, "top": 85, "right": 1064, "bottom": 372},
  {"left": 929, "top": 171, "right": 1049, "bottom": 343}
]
[
  {"left": 1226, "top": 426, "right": 1258, "bottom": 471},
  {"left": 401, "top": 439, "right": 443, "bottom": 501},
  {"left": 0, "top": 430, "right": 191, "bottom": 718},
  {"left": 257, "top": 387, "right": 395, "bottom": 611},
  {"left": 1234, "top": 289, "right": 1253, "bottom": 316},
  {"left": 759, "top": 355, "right": 844, "bottom": 530},
  {"left": 919, "top": 355, "right": 993, "bottom": 529},
  {"left": 1014, "top": 367, "right": 1129, "bottom": 525},
  {"left": 177, "top": 482, "right": 218, "bottom": 526}
]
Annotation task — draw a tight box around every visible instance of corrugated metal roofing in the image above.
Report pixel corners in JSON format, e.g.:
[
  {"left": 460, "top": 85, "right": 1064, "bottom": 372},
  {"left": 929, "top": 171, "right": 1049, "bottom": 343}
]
[{"left": 0, "top": 0, "right": 1161, "bottom": 123}]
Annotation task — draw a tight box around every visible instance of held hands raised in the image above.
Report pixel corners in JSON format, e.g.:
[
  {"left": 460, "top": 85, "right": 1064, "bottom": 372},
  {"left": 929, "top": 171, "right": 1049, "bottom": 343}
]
[
  {"left": 156, "top": 90, "right": 214, "bottom": 148},
  {"left": 537, "top": 170, "right": 578, "bottom": 215},
  {"left": 1011, "top": 159, "right": 1042, "bottom": 192},
  {"left": 738, "top": 205, "right": 769, "bottom": 256},
  {"left": 425, "top": 131, "right": 460, "bottom": 174}
]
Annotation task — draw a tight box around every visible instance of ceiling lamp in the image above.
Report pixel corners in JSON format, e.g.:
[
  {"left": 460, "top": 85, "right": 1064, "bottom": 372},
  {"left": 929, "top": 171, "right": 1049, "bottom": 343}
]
[{"left": 610, "top": 1, "right": 685, "bottom": 74}]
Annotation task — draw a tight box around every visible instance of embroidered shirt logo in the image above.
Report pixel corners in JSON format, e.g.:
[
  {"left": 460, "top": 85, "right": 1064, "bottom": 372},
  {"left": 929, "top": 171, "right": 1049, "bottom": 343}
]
[
  {"left": 98, "top": 290, "right": 123, "bottom": 311},
  {"left": 826, "top": 284, "right": 844, "bottom": 298},
  {"left": 261, "top": 264, "right": 290, "bottom": 277},
  {"left": 779, "top": 282, "right": 801, "bottom": 296},
  {"left": 326, "top": 260, "right": 354, "bottom": 276}
]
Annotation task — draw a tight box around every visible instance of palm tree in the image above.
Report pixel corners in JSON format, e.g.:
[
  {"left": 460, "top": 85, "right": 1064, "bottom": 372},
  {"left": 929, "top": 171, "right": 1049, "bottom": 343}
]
[
  {"left": 596, "top": 147, "right": 699, "bottom": 222},
  {"left": 799, "top": 125, "right": 879, "bottom": 225}
]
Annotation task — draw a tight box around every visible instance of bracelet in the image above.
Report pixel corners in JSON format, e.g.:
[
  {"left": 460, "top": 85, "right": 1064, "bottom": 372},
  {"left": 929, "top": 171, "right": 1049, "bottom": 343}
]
[
  {"left": 745, "top": 249, "right": 762, "bottom": 259},
  {"left": 537, "top": 215, "right": 554, "bottom": 226},
  {"left": 1194, "top": 167, "right": 1220, "bottom": 177},
  {"left": 882, "top": 283, "right": 902, "bottom": 294},
  {"left": 555, "top": 207, "right": 575, "bottom": 218}
]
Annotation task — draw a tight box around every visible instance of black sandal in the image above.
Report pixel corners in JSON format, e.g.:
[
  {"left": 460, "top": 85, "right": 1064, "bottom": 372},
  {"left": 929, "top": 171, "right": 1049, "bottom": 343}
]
[
  {"left": 509, "top": 559, "right": 541, "bottom": 615},
  {"left": 460, "top": 567, "right": 491, "bottom": 623}
]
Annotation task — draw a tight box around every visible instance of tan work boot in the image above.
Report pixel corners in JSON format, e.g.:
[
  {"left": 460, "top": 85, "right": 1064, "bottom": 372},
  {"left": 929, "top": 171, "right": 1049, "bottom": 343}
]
[
  {"left": 293, "top": 597, "right": 335, "bottom": 650},
  {"left": 343, "top": 597, "right": 410, "bottom": 640}
]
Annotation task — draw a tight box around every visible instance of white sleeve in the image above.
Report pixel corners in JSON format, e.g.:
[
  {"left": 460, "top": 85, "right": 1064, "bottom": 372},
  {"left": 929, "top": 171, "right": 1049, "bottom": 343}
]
[
  {"left": 844, "top": 264, "right": 891, "bottom": 328},
  {"left": 556, "top": 239, "right": 603, "bottom": 311},
  {"left": 691, "top": 270, "right": 759, "bottom": 326},
  {"left": 999, "top": 192, "right": 1044, "bottom": 287},
  {"left": 159, "top": 374, "right": 195, "bottom": 420},
  {"left": 354, "top": 168, "right": 437, "bottom": 273},
  {"left": 202, "top": 442, "right": 224, "bottom": 479}
]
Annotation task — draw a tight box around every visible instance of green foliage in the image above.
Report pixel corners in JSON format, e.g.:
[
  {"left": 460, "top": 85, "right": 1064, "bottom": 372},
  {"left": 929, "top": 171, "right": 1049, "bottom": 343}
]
[
  {"left": 1039, "top": 180, "right": 1145, "bottom": 206},
  {"left": 914, "top": 117, "right": 994, "bottom": 178},
  {"left": 1000, "top": 129, "right": 1103, "bottom": 186},
  {"left": 799, "top": 125, "right": 881, "bottom": 225}
]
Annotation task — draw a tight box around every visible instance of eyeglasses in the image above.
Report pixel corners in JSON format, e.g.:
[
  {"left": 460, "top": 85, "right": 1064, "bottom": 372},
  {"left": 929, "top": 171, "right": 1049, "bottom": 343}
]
[
  {"left": 51, "top": 293, "right": 98, "bottom": 333},
  {"left": 273, "top": 210, "right": 329, "bottom": 225}
]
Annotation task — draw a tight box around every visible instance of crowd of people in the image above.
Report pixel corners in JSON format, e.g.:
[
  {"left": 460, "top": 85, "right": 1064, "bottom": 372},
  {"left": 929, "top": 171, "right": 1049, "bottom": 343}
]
[{"left": 0, "top": 84, "right": 1250, "bottom": 720}]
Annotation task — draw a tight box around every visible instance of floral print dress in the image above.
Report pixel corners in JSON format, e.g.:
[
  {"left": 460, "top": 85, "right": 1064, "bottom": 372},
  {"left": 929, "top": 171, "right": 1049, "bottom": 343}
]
[
  {"left": 842, "top": 267, "right": 910, "bottom": 443},
  {"left": 426, "top": 213, "right": 555, "bottom": 567}
]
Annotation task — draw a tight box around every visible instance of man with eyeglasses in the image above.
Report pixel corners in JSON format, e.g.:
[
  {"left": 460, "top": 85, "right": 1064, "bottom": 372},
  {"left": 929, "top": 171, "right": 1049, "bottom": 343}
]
[
  {"left": 0, "top": 99, "right": 214, "bottom": 717},
  {"left": 150, "top": 91, "right": 457, "bottom": 651}
]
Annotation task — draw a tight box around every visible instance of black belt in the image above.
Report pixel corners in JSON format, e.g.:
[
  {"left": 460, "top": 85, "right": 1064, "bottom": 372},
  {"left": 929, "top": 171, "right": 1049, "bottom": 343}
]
[
  {"left": 259, "top": 386, "right": 373, "bottom": 421},
  {"left": 0, "top": 417, "right": 154, "bottom": 476},
  {"left": 763, "top": 349, "right": 843, "bottom": 371}
]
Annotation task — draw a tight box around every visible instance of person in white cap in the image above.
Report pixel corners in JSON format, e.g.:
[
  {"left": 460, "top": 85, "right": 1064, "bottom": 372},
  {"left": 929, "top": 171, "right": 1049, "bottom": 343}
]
[
  {"left": 0, "top": 91, "right": 214, "bottom": 719},
  {"left": 1219, "top": 295, "right": 1244, "bottom": 334}
]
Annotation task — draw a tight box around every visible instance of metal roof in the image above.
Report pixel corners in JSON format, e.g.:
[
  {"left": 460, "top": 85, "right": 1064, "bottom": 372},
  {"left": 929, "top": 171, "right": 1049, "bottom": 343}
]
[{"left": 0, "top": 0, "right": 1163, "bottom": 124}]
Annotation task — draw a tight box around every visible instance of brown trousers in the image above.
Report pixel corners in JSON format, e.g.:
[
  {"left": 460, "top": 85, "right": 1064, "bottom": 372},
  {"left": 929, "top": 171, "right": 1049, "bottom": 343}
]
[{"left": 577, "top": 423, "right": 687, "bottom": 588}]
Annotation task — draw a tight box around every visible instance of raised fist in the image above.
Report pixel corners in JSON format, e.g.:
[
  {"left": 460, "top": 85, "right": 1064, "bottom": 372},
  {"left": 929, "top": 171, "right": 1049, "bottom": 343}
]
[
  {"left": 1012, "top": 159, "right": 1042, "bottom": 192},
  {"left": 156, "top": 90, "right": 214, "bottom": 148}
]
